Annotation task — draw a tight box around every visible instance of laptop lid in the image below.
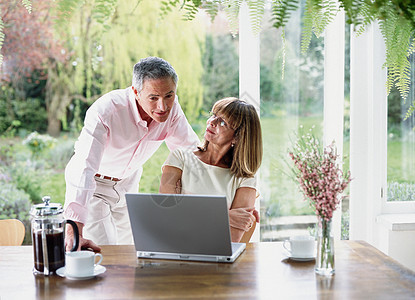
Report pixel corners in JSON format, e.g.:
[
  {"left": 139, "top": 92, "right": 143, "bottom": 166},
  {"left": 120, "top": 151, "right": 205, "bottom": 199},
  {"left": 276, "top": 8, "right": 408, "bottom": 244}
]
[{"left": 126, "top": 193, "right": 245, "bottom": 263}]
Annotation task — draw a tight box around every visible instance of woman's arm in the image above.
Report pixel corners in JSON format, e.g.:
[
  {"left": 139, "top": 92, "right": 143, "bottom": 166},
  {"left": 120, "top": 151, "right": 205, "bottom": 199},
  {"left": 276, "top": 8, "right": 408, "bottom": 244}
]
[
  {"left": 159, "top": 165, "right": 183, "bottom": 194},
  {"left": 229, "top": 187, "right": 257, "bottom": 242}
]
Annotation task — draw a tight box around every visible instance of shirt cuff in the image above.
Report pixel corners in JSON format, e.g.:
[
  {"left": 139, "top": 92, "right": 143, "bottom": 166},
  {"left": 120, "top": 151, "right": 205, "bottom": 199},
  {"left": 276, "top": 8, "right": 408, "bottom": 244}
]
[{"left": 64, "top": 202, "right": 88, "bottom": 224}]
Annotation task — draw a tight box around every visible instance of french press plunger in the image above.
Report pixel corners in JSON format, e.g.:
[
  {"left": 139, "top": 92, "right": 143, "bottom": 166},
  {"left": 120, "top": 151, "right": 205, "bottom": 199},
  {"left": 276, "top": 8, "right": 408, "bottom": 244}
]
[{"left": 31, "top": 196, "right": 79, "bottom": 275}]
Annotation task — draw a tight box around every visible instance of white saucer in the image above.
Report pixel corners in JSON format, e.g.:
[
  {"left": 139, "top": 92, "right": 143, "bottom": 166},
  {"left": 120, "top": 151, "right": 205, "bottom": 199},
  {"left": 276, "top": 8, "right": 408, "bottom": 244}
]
[
  {"left": 56, "top": 265, "right": 106, "bottom": 280},
  {"left": 284, "top": 251, "right": 315, "bottom": 262},
  {"left": 288, "top": 255, "right": 315, "bottom": 262}
]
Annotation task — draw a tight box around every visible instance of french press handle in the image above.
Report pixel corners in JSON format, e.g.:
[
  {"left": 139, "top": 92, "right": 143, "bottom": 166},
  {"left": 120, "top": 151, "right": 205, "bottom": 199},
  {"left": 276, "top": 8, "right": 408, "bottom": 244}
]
[{"left": 66, "top": 220, "right": 80, "bottom": 252}]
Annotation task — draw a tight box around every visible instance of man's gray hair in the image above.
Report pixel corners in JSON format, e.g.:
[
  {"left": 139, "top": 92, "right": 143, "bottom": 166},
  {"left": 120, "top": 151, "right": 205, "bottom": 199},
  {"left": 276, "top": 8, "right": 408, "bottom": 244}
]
[{"left": 132, "top": 57, "right": 178, "bottom": 92}]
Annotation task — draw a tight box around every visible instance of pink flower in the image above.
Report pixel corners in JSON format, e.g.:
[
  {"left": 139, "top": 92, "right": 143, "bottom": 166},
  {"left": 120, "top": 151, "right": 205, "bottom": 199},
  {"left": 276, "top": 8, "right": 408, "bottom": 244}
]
[{"left": 288, "top": 129, "right": 352, "bottom": 222}]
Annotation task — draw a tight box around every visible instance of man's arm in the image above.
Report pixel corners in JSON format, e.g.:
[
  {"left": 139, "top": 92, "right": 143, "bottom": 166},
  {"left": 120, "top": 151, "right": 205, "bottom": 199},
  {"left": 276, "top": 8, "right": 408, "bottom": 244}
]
[{"left": 65, "top": 221, "right": 101, "bottom": 252}]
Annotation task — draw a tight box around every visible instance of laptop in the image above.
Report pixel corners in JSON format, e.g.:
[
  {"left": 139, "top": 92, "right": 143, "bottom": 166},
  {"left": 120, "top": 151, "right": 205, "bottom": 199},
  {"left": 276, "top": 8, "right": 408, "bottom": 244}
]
[{"left": 125, "top": 193, "right": 246, "bottom": 263}]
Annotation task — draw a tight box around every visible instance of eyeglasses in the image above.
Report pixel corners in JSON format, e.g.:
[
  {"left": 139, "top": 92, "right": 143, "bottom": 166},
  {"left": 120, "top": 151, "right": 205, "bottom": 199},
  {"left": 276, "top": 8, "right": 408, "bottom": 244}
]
[{"left": 208, "top": 113, "right": 229, "bottom": 128}]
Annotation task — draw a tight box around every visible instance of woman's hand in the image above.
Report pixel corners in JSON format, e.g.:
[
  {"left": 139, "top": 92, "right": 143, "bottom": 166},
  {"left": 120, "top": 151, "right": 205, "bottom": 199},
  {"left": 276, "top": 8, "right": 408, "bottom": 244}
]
[
  {"left": 159, "top": 165, "right": 183, "bottom": 194},
  {"left": 229, "top": 207, "right": 258, "bottom": 232}
]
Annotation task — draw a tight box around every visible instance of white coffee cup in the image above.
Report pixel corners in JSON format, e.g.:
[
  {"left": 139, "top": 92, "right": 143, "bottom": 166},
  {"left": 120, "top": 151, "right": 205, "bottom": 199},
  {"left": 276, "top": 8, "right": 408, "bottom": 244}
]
[
  {"left": 283, "top": 235, "right": 315, "bottom": 258},
  {"left": 65, "top": 251, "right": 103, "bottom": 277}
]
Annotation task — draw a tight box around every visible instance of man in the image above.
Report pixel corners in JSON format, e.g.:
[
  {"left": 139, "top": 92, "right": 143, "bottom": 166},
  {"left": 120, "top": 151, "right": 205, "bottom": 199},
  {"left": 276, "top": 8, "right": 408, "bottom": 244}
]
[{"left": 64, "top": 57, "right": 200, "bottom": 251}]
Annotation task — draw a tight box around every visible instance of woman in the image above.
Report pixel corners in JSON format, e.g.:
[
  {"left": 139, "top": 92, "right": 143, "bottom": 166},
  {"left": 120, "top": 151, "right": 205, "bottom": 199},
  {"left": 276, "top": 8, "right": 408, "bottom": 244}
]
[{"left": 159, "top": 97, "right": 263, "bottom": 242}]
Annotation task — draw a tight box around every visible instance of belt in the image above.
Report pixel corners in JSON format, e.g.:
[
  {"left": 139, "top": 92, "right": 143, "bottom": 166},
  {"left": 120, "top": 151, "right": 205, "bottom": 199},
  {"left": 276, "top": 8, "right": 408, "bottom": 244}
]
[{"left": 95, "top": 173, "right": 121, "bottom": 182}]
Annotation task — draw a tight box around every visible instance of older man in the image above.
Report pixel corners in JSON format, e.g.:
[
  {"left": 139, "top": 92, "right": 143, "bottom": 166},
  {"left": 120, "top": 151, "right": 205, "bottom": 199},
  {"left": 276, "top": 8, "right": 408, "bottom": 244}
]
[{"left": 64, "top": 57, "right": 199, "bottom": 251}]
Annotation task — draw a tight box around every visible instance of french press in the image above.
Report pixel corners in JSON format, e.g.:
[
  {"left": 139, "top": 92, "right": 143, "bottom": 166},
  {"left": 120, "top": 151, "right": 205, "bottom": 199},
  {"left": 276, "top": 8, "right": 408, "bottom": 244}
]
[{"left": 31, "top": 196, "right": 79, "bottom": 275}]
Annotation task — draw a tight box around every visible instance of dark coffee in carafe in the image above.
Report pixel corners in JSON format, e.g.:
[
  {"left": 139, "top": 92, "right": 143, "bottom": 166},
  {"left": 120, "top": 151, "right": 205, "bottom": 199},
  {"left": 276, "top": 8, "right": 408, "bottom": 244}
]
[
  {"left": 30, "top": 196, "right": 79, "bottom": 276},
  {"left": 32, "top": 231, "right": 65, "bottom": 273}
]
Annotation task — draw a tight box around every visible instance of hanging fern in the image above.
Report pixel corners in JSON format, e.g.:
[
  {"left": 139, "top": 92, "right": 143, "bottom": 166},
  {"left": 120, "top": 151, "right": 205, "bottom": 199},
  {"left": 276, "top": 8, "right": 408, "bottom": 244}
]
[
  {"left": 247, "top": 0, "right": 265, "bottom": 35},
  {"left": 379, "top": 7, "right": 414, "bottom": 101},
  {"left": 300, "top": 0, "right": 337, "bottom": 54},
  {"left": 55, "top": 0, "right": 85, "bottom": 28},
  {"left": 0, "top": 16, "right": 4, "bottom": 67},
  {"left": 222, "top": 0, "right": 242, "bottom": 36},
  {"left": 21, "top": 0, "right": 32, "bottom": 14},
  {"left": 201, "top": 0, "right": 221, "bottom": 22},
  {"left": 315, "top": 0, "right": 337, "bottom": 36},
  {"left": 158, "top": 0, "right": 204, "bottom": 22},
  {"left": 405, "top": 97, "right": 415, "bottom": 120},
  {"left": 159, "top": 0, "right": 180, "bottom": 20},
  {"left": 339, "top": 0, "right": 365, "bottom": 27},
  {"left": 350, "top": 1, "right": 374, "bottom": 36},
  {"left": 301, "top": 0, "right": 314, "bottom": 54},
  {"left": 92, "top": 0, "right": 118, "bottom": 30},
  {"left": 281, "top": 27, "right": 286, "bottom": 79},
  {"left": 182, "top": 1, "right": 200, "bottom": 21},
  {"left": 271, "top": 0, "right": 299, "bottom": 30}
]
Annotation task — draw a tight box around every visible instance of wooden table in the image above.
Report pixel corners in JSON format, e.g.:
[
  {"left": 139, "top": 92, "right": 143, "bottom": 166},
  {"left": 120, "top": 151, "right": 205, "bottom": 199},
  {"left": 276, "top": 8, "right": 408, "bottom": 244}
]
[{"left": 1, "top": 241, "right": 414, "bottom": 299}]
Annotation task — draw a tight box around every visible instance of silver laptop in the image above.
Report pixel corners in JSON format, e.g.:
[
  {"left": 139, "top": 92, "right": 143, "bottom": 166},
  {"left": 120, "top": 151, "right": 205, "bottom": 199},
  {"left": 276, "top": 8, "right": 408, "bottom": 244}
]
[{"left": 125, "top": 193, "right": 246, "bottom": 263}]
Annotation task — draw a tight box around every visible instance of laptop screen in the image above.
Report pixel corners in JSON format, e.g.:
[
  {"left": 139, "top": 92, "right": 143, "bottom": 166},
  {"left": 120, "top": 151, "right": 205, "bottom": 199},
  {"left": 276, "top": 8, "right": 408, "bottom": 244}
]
[{"left": 126, "top": 193, "right": 233, "bottom": 256}]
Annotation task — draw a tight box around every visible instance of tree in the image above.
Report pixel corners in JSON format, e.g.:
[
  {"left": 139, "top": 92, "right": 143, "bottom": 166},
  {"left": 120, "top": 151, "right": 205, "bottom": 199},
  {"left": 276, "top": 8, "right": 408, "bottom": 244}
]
[
  {"left": 0, "top": 1, "right": 68, "bottom": 136},
  {"left": 0, "top": 1, "right": 66, "bottom": 136},
  {"left": 202, "top": 33, "right": 239, "bottom": 112},
  {"left": 1, "top": 0, "right": 206, "bottom": 136},
  {"left": 0, "top": 1, "right": 64, "bottom": 87}
]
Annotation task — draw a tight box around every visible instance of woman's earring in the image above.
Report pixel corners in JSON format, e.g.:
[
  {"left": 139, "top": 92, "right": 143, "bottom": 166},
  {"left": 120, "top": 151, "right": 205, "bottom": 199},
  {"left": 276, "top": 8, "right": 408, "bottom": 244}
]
[{"left": 231, "top": 143, "right": 235, "bottom": 147}]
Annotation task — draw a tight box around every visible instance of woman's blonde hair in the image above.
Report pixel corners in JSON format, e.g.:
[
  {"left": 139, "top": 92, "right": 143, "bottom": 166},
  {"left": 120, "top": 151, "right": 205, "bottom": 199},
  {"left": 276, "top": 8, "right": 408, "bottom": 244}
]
[{"left": 200, "top": 97, "right": 263, "bottom": 178}]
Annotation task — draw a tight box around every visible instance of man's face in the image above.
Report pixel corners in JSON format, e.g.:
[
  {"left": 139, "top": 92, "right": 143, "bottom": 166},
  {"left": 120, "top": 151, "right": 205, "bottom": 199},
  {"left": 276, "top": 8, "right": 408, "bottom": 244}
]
[{"left": 133, "top": 77, "right": 177, "bottom": 124}]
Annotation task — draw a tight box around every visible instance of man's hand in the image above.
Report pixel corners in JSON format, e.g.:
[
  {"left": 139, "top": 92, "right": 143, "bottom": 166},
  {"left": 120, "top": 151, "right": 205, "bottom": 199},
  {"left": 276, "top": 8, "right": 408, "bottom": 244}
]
[
  {"left": 229, "top": 207, "right": 258, "bottom": 232},
  {"left": 65, "top": 221, "right": 101, "bottom": 252}
]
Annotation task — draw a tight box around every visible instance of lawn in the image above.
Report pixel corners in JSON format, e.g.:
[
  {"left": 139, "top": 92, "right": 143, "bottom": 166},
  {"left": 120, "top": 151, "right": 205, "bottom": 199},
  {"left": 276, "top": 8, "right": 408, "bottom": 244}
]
[
  {"left": 259, "top": 116, "right": 324, "bottom": 218},
  {"left": 2, "top": 116, "right": 413, "bottom": 213}
]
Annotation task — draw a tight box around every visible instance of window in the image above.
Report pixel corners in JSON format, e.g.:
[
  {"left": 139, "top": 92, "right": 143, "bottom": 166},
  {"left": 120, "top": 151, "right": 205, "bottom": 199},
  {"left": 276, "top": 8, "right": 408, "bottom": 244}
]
[
  {"left": 386, "top": 81, "right": 415, "bottom": 203},
  {"left": 258, "top": 3, "right": 324, "bottom": 241}
]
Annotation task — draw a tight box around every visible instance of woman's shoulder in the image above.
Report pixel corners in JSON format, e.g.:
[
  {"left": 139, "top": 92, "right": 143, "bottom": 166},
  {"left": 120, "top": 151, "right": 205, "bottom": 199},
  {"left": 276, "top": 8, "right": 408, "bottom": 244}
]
[
  {"left": 235, "top": 173, "right": 258, "bottom": 188},
  {"left": 170, "top": 146, "right": 199, "bottom": 161}
]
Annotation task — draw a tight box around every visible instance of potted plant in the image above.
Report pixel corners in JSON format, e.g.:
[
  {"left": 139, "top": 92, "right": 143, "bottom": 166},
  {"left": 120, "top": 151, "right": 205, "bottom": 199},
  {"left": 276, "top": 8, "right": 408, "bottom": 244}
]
[{"left": 288, "top": 126, "right": 351, "bottom": 275}]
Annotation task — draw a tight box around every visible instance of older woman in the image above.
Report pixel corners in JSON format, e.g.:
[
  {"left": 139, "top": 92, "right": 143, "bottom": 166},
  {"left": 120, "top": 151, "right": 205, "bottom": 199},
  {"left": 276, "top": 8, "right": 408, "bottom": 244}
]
[{"left": 159, "top": 97, "right": 263, "bottom": 242}]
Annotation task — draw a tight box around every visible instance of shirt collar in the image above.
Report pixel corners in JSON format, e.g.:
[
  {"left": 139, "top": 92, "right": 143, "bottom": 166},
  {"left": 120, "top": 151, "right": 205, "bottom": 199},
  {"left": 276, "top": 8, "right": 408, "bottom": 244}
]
[{"left": 128, "top": 87, "right": 147, "bottom": 126}]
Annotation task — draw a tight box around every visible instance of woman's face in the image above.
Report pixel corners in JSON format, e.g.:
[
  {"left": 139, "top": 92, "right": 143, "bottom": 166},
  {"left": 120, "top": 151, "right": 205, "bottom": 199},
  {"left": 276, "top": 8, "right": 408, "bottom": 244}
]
[{"left": 204, "top": 112, "right": 236, "bottom": 148}]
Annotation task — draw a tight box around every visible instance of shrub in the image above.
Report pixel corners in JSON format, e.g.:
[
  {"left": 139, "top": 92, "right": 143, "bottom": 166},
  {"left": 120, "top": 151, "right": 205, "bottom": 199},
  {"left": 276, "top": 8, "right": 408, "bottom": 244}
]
[
  {"left": 388, "top": 182, "right": 415, "bottom": 201},
  {"left": 0, "top": 182, "right": 32, "bottom": 244},
  {"left": 0, "top": 93, "right": 47, "bottom": 135},
  {"left": 341, "top": 210, "right": 350, "bottom": 240},
  {"left": 45, "top": 138, "right": 75, "bottom": 170},
  {"left": 23, "top": 132, "right": 57, "bottom": 158},
  {"left": 7, "top": 160, "right": 45, "bottom": 203}
]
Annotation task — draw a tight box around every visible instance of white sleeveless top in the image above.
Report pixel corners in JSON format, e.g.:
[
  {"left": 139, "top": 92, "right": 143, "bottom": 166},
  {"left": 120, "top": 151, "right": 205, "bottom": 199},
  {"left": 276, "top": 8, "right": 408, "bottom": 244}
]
[{"left": 162, "top": 148, "right": 257, "bottom": 208}]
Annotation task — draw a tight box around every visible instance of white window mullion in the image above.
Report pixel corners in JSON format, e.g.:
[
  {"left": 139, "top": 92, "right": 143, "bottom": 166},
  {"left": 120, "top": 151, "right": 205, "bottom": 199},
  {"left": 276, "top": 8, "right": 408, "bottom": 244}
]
[
  {"left": 323, "top": 5, "right": 345, "bottom": 240},
  {"left": 349, "top": 21, "right": 386, "bottom": 244},
  {"left": 239, "top": 1, "right": 260, "bottom": 241}
]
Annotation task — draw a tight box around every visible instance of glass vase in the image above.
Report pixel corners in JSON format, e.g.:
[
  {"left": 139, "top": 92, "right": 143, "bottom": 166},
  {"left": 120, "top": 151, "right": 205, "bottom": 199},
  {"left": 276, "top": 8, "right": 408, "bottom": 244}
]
[{"left": 315, "top": 217, "right": 335, "bottom": 276}]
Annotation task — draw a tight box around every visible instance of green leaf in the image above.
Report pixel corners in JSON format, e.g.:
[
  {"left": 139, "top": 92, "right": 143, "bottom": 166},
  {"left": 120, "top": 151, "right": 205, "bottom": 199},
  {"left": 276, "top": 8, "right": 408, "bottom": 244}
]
[
  {"left": 271, "top": 0, "right": 299, "bottom": 30},
  {"left": 55, "top": 0, "right": 85, "bottom": 28},
  {"left": 182, "top": 1, "right": 199, "bottom": 21},
  {"left": 202, "top": 0, "right": 220, "bottom": 22},
  {"left": 21, "top": 0, "right": 32, "bottom": 14},
  {"left": 92, "top": 0, "right": 119, "bottom": 28},
  {"left": 300, "top": 0, "right": 338, "bottom": 53},
  {"left": 0, "top": 16, "right": 4, "bottom": 67},
  {"left": 247, "top": 0, "right": 265, "bottom": 35},
  {"left": 223, "top": 0, "right": 242, "bottom": 36}
]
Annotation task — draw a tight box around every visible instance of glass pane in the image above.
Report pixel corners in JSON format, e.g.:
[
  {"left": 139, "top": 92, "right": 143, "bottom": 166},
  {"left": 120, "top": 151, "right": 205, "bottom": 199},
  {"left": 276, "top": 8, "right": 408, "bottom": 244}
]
[
  {"left": 387, "top": 55, "right": 415, "bottom": 202},
  {"left": 260, "top": 4, "right": 324, "bottom": 241}
]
